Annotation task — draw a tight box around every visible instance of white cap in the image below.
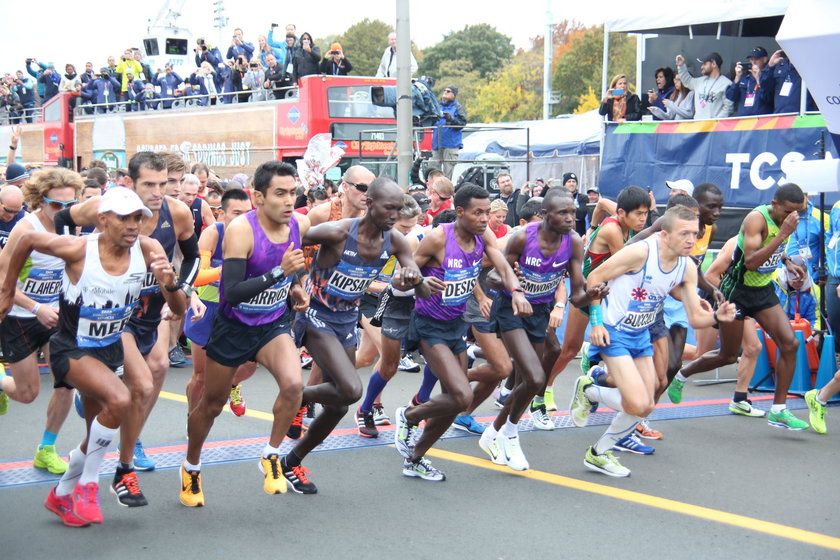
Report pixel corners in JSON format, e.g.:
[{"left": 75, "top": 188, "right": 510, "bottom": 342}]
[
  {"left": 665, "top": 179, "right": 694, "bottom": 196},
  {"left": 99, "top": 187, "right": 152, "bottom": 217}
]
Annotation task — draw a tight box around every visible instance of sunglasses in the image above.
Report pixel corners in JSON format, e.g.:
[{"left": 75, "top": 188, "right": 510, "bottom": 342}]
[
  {"left": 42, "top": 197, "right": 77, "bottom": 209},
  {"left": 250, "top": 64, "right": 259, "bottom": 68},
  {"left": 209, "top": 204, "right": 222, "bottom": 210},
  {"left": 2, "top": 204, "right": 22, "bottom": 214},
  {"left": 432, "top": 190, "right": 451, "bottom": 202},
  {"left": 345, "top": 181, "right": 368, "bottom": 193}
]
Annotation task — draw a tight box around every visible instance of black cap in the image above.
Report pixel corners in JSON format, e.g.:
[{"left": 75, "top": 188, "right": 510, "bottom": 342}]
[
  {"left": 562, "top": 172, "right": 578, "bottom": 186},
  {"left": 412, "top": 192, "right": 430, "bottom": 212},
  {"left": 697, "top": 52, "right": 723, "bottom": 68}
]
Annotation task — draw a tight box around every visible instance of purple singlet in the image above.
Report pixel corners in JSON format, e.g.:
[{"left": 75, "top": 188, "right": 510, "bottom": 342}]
[
  {"left": 219, "top": 210, "right": 300, "bottom": 326},
  {"left": 415, "top": 222, "right": 485, "bottom": 321},
  {"left": 506, "top": 222, "right": 572, "bottom": 304}
]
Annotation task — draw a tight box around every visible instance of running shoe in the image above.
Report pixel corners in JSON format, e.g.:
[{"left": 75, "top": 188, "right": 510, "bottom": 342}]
[
  {"left": 228, "top": 384, "right": 246, "bottom": 416},
  {"left": 635, "top": 420, "right": 663, "bottom": 440},
  {"left": 356, "top": 408, "right": 379, "bottom": 438},
  {"left": 612, "top": 433, "right": 655, "bottom": 455},
  {"left": 805, "top": 389, "right": 827, "bottom": 434},
  {"left": 402, "top": 457, "right": 446, "bottom": 481},
  {"left": 452, "top": 414, "right": 485, "bottom": 435},
  {"left": 302, "top": 402, "right": 316, "bottom": 427},
  {"left": 497, "top": 433, "right": 529, "bottom": 471},
  {"left": 584, "top": 446, "right": 630, "bottom": 478},
  {"left": 580, "top": 341, "right": 591, "bottom": 375},
  {"left": 33, "top": 445, "right": 68, "bottom": 474},
  {"left": 287, "top": 405, "right": 306, "bottom": 439},
  {"left": 479, "top": 433, "right": 505, "bottom": 465},
  {"left": 45, "top": 487, "right": 89, "bottom": 527},
  {"left": 0, "top": 390, "right": 7, "bottom": 416},
  {"left": 767, "top": 408, "right": 809, "bottom": 431},
  {"left": 372, "top": 404, "right": 390, "bottom": 426},
  {"left": 394, "top": 406, "right": 417, "bottom": 459},
  {"left": 281, "top": 457, "right": 317, "bottom": 494},
  {"left": 169, "top": 345, "right": 187, "bottom": 368},
  {"left": 569, "top": 375, "right": 595, "bottom": 427},
  {"left": 259, "top": 454, "right": 288, "bottom": 495},
  {"left": 587, "top": 365, "right": 608, "bottom": 413},
  {"left": 73, "top": 390, "right": 84, "bottom": 418},
  {"left": 179, "top": 463, "right": 204, "bottom": 507},
  {"left": 300, "top": 350, "right": 313, "bottom": 369},
  {"left": 410, "top": 393, "right": 423, "bottom": 407},
  {"left": 544, "top": 387, "right": 558, "bottom": 411},
  {"left": 667, "top": 376, "right": 685, "bottom": 404},
  {"left": 133, "top": 440, "right": 156, "bottom": 471},
  {"left": 528, "top": 402, "right": 554, "bottom": 431},
  {"left": 494, "top": 391, "right": 510, "bottom": 409},
  {"left": 71, "top": 482, "right": 103, "bottom": 524},
  {"left": 398, "top": 354, "right": 421, "bottom": 373},
  {"left": 729, "top": 399, "right": 766, "bottom": 418},
  {"left": 111, "top": 469, "right": 148, "bottom": 507}
]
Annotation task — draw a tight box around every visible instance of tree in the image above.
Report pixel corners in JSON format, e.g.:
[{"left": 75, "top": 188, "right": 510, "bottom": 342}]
[
  {"left": 470, "top": 50, "right": 543, "bottom": 122},
  {"left": 334, "top": 19, "right": 393, "bottom": 77},
  {"left": 433, "top": 59, "right": 482, "bottom": 122},
  {"left": 551, "top": 26, "right": 636, "bottom": 116},
  {"left": 419, "top": 24, "right": 514, "bottom": 81}
]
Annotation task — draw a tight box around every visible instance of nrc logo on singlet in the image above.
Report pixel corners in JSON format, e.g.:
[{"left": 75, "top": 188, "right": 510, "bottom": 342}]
[
  {"left": 446, "top": 258, "right": 464, "bottom": 268},
  {"left": 524, "top": 256, "right": 542, "bottom": 267}
]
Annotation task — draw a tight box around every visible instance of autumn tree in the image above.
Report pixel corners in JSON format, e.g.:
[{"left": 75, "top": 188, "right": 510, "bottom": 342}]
[
  {"left": 470, "top": 49, "right": 543, "bottom": 122},
  {"left": 419, "top": 24, "right": 514, "bottom": 81},
  {"left": 333, "top": 19, "right": 393, "bottom": 77}
]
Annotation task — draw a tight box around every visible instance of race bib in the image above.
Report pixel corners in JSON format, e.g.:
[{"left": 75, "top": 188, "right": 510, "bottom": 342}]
[
  {"left": 325, "top": 261, "right": 380, "bottom": 300},
  {"left": 620, "top": 299, "right": 659, "bottom": 331},
  {"left": 519, "top": 267, "right": 564, "bottom": 301},
  {"left": 441, "top": 263, "right": 481, "bottom": 306},
  {"left": 77, "top": 303, "right": 137, "bottom": 348},
  {"left": 139, "top": 270, "right": 160, "bottom": 297},
  {"left": 757, "top": 247, "right": 784, "bottom": 274},
  {"left": 21, "top": 268, "right": 62, "bottom": 304},
  {"left": 236, "top": 277, "right": 291, "bottom": 315}
]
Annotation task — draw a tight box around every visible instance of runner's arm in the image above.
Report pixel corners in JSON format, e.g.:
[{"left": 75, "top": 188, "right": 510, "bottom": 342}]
[
  {"left": 626, "top": 216, "right": 664, "bottom": 245},
  {"left": 676, "top": 264, "right": 735, "bottom": 328},
  {"left": 482, "top": 228, "right": 531, "bottom": 316},
  {"left": 54, "top": 195, "right": 102, "bottom": 232}
]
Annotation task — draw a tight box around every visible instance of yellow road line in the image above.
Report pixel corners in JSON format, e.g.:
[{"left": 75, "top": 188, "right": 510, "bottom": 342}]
[
  {"left": 158, "top": 390, "right": 274, "bottom": 421},
  {"left": 425, "top": 448, "right": 840, "bottom": 552}
]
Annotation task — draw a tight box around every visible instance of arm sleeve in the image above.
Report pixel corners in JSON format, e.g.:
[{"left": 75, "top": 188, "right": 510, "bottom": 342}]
[
  {"left": 177, "top": 234, "right": 201, "bottom": 287},
  {"left": 222, "top": 258, "right": 278, "bottom": 305},
  {"left": 54, "top": 208, "right": 79, "bottom": 235}
]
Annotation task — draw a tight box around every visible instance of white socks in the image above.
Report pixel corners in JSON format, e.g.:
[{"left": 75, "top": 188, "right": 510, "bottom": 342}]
[
  {"left": 79, "top": 417, "right": 118, "bottom": 486},
  {"left": 263, "top": 444, "right": 281, "bottom": 457},
  {"left": 585, "top": 385, "right": 623, "bottom": 411},
  {"left": 500, "top": 418, "right": 519, "bottom": 437},
  {"left": 56, "top": 445, "right": 86, "bottom": 496}
]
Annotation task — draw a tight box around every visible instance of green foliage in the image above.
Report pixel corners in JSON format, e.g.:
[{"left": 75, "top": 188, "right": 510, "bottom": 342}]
[
  {"left": 334, "top": 19, "right": 394, "bottom": 77},
  {"left": 431, "top": 59, "right": 481, "bottom": 122},
  {"left": 419, "top": 23, "right": 515, "bottom": 81},
  {"left": 470, "top": 50, "right": 543, "bottom": 122}
]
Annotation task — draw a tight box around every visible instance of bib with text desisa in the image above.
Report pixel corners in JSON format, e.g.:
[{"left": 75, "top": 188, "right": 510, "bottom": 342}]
[{"left": 442, "top": 262, "right": 481, "bottom": 306}]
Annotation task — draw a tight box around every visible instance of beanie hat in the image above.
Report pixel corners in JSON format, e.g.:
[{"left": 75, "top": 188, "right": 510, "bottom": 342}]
[{"left": 5, "top": 163, "right": 29, "bottom": 183}]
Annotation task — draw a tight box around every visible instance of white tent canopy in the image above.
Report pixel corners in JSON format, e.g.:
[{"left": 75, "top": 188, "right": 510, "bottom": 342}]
[{"left": 605, "top": 1, "right": 790, "bottom": 33}]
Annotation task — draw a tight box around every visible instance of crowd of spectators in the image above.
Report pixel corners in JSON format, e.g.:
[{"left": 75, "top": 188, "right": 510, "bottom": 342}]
[{"left": 599, "top": 47, "right": 815, "bottom": 122}]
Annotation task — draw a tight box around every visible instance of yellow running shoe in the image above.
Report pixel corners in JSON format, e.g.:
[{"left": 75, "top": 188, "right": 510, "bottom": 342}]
[
  {"left": 544, "top": 387, "right": 557, "bottom": 411},
  {"left": 34, "top": 445, "right": 69, "bottom": 474},
  {"left": 259, "top": 454, "right": 288, "bottom": 494},
  {"left": 179, "top": 463, "right": 204, "bottom": 507}
]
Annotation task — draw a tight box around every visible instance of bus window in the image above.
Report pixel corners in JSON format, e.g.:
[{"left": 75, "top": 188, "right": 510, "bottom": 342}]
[
  {"left": 143, "top": 38, "right": 160, "bottom": 57},
  {"left": 165, "top": 38, "right": 189, "bottom": 56},
  {"left": 328, "top": 86, "right": 394, "bottom": 119}
]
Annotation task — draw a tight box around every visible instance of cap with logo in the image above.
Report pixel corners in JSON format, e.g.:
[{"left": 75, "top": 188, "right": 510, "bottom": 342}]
[
  {"left": 99, "top": 187, "right": 152, "bottom": 217},
  {"left": 665, "top": 179, "right": 694, "bottom": 196},
  {"left": 747, "top": 47, "right": 768, "bottom": 59},
  {"left": 696, "top": 52, "right": 723, "bottom": 68}
]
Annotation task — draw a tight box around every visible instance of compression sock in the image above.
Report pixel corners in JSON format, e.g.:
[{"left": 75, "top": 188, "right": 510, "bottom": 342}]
[
  {"left": 360, "top": 371, "right": 387, "bottom": 412},
  {"left": 55, "top": 445, "right": 85, "bottom": 496},
  {"left": 40, "top": 430, "right": 58, "bottom": 448},
  {"left": 584, "top": 384, "right": 623, "bottom": 411},
  {"left": 594, "top": 412, "right": 641, "bottom": 455},
  {"left": 79, "top": 417, "right": 117, "bottom": 485},
  {"left": 417, "top": 365, "right": 438, "bottom": 403},
  {"left": 733, "top": 391, "right": 748, "bottom": 403}
]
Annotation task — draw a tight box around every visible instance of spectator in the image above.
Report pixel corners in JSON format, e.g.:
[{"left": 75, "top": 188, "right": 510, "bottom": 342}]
[
  {"left": 488, "top": 198, "right": 509, "bottom": 238},
  {"left": 319, "top": 43, "right": 353, "bottom": 76},
  {"left": 123, "top": 69, "right": 145, "bottom": 111},
  {"left": 768, "top": 49, "right": 816, "bottom": 114},
  {"left": 218, "top": 60, "right": 237, "bottom": 104},
  {"left": 376, "top": 32, "right": 418, "bottom": 77},
  {"left": 0, "top": 184, "right": 26, "bottom": 249},
  {"left": 640, "top": 67, "right": 675, "bottom": 119},
  {"left": 285, "top": 23, "right": 299, "bottom": 45},
  {"left": 153, "top": 63, "right": 184, "bottom": 109},
  {"left": 586, "top": 186, "right": 600, "bottom": 204},
  {"left": 431, "top": 85, "right": 467, "bottom": 179},
  {"left": 38, "top": 63, "right": 61, "bottom": 102},
  {"left": 138, "top": 82, "right": 161, "bottom": 110},
  {"left": 116, "top": 49, "right": 143, "bottom": 101},
  {"left": 191, "top": 62, "right": 223, "bottom": 106},
  {"left": 195, "top": 37, "right": 223, "bottom": 69},
  {"left": 227, "top": 28, "right": 255, "bottom": 61},
  {"left": 59, "top": 64, "right": 82, "bottom": 94},
  {"left": 726, "top": 46, "right": 774, "bottom": 116},
  {"left": 243, "top": 57, "right": 269, "bottom": 102},
  {"left": 229, "top": 55, "right": 252, "bottom": 103},
  {"left": 422, "top": 176, "right": 454, "bottom": 226},
  {"left": 496, "top": 173, "right": 524, "bottom": 226},
  {"left": 0, "top": 85, "right": 20, "bottom": 123},
  {"left": 12, "top": 71, "right": 36, "bottom": 122},
  {"left": 293, "top": 32, "right": 321, "bottom": 82},
  {"left": 599, "top": 74, "right": 642, "bottom": 122},
  {"left": 106, "top": 56, "right": 120, "bottom": 83},
  {"left": 25, "top": 58, "right": 48, "bottom": 101},
  {"left": 257, "top": 34, "right": 283, "bottom": 68},
  {"left": 264, "top": 53, "right": 285, "bottom": 98},
  {"left": 133, "top": 50, "right": 153, "bottom": 83},
  {"left": 81, "top": 69, "right": 121, "bottom": 113},
  {"left": 676, "top": 52, "right": 734, "bottom": 119},
  {"left": 648, "top": 74, "right": 694, "bottom": 120},
  {"left": 266, "top": 25, "right": 289, "bottom": 66},
  {"left": 773, "top": 254, "right": 821, "bottom": 332},
  {"left": 80, "top": 62, "right": 95, "bottom": 84},
  {"left": 558, "top": 172, "right": 589, "bottom": 236},
  {"left": 785, "top": 195, "right": 829, "bottom": 282},
  {"left": 191, "top": 162, "right": 211, "bottom": 197}
]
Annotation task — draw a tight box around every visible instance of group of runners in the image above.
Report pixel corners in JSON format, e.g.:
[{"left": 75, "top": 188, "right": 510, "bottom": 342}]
[{"left": 0, "top": 152, "right": 836, "bottom": 529}]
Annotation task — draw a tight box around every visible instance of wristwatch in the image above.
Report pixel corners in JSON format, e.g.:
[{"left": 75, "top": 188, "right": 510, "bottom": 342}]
[
  {"left": 269, "top": 266, "right": 284, "bottom": 281},
  {"left": 180, "top": 284, "right": 194, "bottom": 298}
]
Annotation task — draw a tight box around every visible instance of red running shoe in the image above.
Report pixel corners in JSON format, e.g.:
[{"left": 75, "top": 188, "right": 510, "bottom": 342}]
[
  {"left": 71, "top": 482, "right": 103, "bottom": 524},
  {"left": 44, "top": 487, "right": 90, "bottom": 527},
  {"left": 229, "top": 384, "right": 246, "bottom": 417}
]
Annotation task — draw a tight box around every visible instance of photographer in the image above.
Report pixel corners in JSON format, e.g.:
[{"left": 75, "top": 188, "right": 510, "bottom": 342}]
[
  {"left": 768, "top": 49, "right": 816, "bottom": 114},
  {"left": 194, "top": 37, "right": 223, "bottom": 69},
  {"left": 243, "top": 57, "right": 269, "bottom": 102},
  {"left": 725, "top": 46, "right": 774, "bottom": 116},
  {"left": 152, "top": 63, "right": 184, "bottom": 109},
  {"left": 292, "top": 32, "right": 320, "bottom": 83},
  {"left": 226, "top": 28, "right": 255, "bottom": 61},
  {"left": 116, "top": 49, "right": 144, "bottom": 103},
  {"left": 230, "top": 56, "right": 252, "bottom": 103},
  {"left": 598, "top": 74, "right": 642, "bottom": 122},
  {"left": 263, "top": 53, "right": 285, "bottom": 99},
  {"left": 0, "top": 85, "right": 21, "bottom": 124},
  {"left": 81, "top": 69, "right": 121, "bottom": 113},
  {"left": 319, "top": 43, "right": 352, "bottom": 76},
  {"left": 12, "top": 70, "right": 37, "bottom": 122},
  {"left": 38, "top": 64, "right": 61, "bottom": 103}
]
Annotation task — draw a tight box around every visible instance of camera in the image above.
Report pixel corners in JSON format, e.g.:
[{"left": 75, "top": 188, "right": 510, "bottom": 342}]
[
  {"left": 25, "top": 58, "right": 32, "bottom": 64},
  {"left": 271, "top": 23, "right": 279, "bottom": 28},
  {"left": 329, "top": 50, "right": 339, "bottom": 55},
  {"left": 742, "top": 61, "right": 752, "bottom": 71}
]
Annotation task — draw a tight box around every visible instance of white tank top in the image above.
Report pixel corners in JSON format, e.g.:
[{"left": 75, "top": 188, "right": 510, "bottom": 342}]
[
  {"left": 11, "top": 213, "right": 65, "bottom": 318},
  {"left": 603, "top": 236, "right": 688, "bottom": 333},
  {"left": 60, "top": 233, "right": 146, "bottom": 348}
]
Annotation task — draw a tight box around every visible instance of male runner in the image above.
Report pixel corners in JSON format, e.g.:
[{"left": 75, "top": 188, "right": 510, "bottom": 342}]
[
  {"left": 668, "top": 183, "right": 810, "bottom": 429},
  {"left": 395, "top": 183, "right": 530, "bottom": 481},
  {"left": 0, "top": 168, "right": 81, "bottom": 473},
  {"left": 55, "top": 152, "right": 198, "bottom": 505},
  {"left": 569, "top": 205, "right": 735, "bottom": 477},
  {"left": 0, "top": 186, "right": 183, "bottom": 526},
  {"left": 182, "top": 161, "right": 310, "bottom": 506},
  {"left": 480, "top": 188, "right": 604, "bottom": 470},
  {"left": 288, "top": 177, "right": 426, "bottom": 492}
]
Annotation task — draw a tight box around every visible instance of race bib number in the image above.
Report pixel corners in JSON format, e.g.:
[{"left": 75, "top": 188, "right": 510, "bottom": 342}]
[
  {"left": 325, "top": 261, "right": 380, "bottom": 300},
  {"left": 21, "top": 268, "right": 62, "bottom": 304},
  {"left": 519, "top": 267, "right": 564, "bottom": 301},
  {"left": 757, "top": 247, "right": 784, "bottom": 274},
  {"left": 619, "top": 297, "right": 661, "bottom": 332},
  {"left": 441, "top": 263, "right": 481, "bottom": 306},
  {"left": 77, "top": 303, "right": 138, "bottom": 348},
  {"left": 139, "top": 270, "right": 161, "bottom": 297},
  {"left": 236, "top": 277, "right": 291, "bottom": 315}
]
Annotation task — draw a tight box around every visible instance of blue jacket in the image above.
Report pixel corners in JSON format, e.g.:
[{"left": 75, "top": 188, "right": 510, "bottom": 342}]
[
  {"left": 725, "top": 66, "right": 774, "bottom": 116},
  {"left": 26, "top": 61, "right": 47, "bottom": 98},
  {"left": 825, "top": 201, "right": 840, "bottom": 277},
  {"left": 190, "top": 72, "right": 224, "bottom": 106},
  {"left": 153, "top": 72, "right": 184, "bottom": 108},
  {"left": 267, "top": 30, "right": 288, "bottom": 68},
  {"left": 770, "top": 59, "right": 817, "bottom": 114},
  {"left": 137, "top": 90, "right": 161, "bottom": 110},
  {"left": 82, "top": 77, "right": 122, "bottom": 106},
  {"left": 786, "top": 201, "right": 829, "bottom": 281},
  {"left": 124, "top": 80, "right": 146, "bottom": 108},
  {"left": 432, "top": 98, "right": 466, "bottom": 150},
  {"left": 13, "top": 78, "right": 36, "bottom": 105},
  {"left": 227, "top": 41, "right": 255, "bottom": 61},
  {"left": 39, "top": 71, "right": 61, "bottom": 102},
  {"left": 195, "top": 47, "right": 223, "bottom": 69},
  {"left": 773, "top": 277, "right": 820, "bottom": 330}
]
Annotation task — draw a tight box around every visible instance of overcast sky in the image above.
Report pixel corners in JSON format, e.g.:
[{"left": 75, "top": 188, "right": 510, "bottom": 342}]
[{"left": 0, "top": 0, "right": 618, "bottom": 75}]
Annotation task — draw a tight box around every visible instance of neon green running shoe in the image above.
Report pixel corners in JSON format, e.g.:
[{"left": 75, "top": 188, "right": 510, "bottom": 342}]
[
  {"left": 0, "top": 391, "right": 8, "bottom": 415},
  {"left": 580, "top": 342, "right": 591, "bottom": 375},
  {"left": 667, "top": 377, "right": 685, "bottom": 404},
  {"left": 767, "top": 408, "right": 809, "bottom": 431},
  {"left": 584, "top": 446, "right": 630, "bottom": 478},
  {"left": 569, "top": 375, "right": 595, "bottom": 427},
  {"left": 34, "top": 445, "right": 69, "bottom": 474},
  {"left": 804, "top": 389, "right": 826, "bottom": 434},
  {"left": 543, "top": 387, "right": 557, "bottom": 412}
]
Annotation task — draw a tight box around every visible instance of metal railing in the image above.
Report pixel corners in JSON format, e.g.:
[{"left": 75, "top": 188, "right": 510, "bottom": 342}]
[{"left": 0, "top": 106, "right": 44, "bottom": 125}]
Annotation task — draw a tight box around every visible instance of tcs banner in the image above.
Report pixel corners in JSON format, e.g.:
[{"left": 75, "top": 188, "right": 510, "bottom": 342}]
[{"left": 599, "top": 115, "right": 839, "bottom": 208}]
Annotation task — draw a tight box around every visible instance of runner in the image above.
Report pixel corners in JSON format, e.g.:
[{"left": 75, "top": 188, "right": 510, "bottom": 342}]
[
  {"left": 395, "top": 183, "right": 530, "bottom": 481},
  {"left": 288, "top": 177, "right": 426, "bottom": 492},
  {"left": 0, "top": 186, "right": 183, "bottom": 527},
  {"left": 181, "top": 161, "right": 310, "bottom": 506},
  {"left": 668, "top": 183, "right": 810, "bottom": 430},
  {"left": 569, "top": 205, "right": 735, "bottom": 477},
  {"left": 0, "top": 168, "right": 81, "bottom": 473}
]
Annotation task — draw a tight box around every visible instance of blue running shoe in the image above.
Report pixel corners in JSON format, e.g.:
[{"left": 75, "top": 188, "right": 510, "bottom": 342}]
[
  {"left": 452, "top": 414, "right": 485, "bottom": 435},
  {"left": 74, "top": 390, "right": 85, "bottom": 418},
  {"left": 612, "top": 433, "right": 655, "bottom": 455},
  {"left": 587, "top": 365, "right": 607, "bottom": 413},
  {"left": 133, "top": 440, "right": 156, "bottom": 471}
]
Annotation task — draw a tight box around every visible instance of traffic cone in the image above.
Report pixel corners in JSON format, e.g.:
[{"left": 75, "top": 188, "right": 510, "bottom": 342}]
[
  {"left": 788, "top": 330, "right": 813, "bottom": 395},
  {"left": 815, "top": 334, "right": 840, "bottom": 403},
  {"left": 751, "top": 328, "right": 775, "bottom": 392}
]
